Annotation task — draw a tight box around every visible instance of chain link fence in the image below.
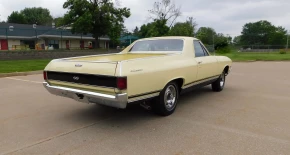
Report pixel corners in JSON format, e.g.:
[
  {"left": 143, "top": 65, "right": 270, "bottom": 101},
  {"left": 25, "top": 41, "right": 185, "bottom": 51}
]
[{"left": 234, "top": 45, "right": 287, "bottom": 52}]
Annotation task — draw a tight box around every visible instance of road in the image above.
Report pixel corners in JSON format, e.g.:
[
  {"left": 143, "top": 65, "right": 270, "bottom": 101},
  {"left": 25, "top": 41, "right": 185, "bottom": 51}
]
[{"left": 1, "top": 62, "right": 290, "bottom": 155}]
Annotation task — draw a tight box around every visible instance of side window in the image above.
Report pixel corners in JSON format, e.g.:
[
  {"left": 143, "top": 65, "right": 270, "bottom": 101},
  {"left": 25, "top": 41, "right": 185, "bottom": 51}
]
[
  {"left": 200, "top": 43, "right": 210, "bottom": 56},
  {"left": 193, "top": 41, "right": 205, "bottom": 57}
]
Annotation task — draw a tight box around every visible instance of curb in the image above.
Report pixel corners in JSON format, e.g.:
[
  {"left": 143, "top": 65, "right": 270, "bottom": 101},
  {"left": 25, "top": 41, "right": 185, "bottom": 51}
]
[{"left": 0, "top": 70, "right": 43, "bottom": 78}]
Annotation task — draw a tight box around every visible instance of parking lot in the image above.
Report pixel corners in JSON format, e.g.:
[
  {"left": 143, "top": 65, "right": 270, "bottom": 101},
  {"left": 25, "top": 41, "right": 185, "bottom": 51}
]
[{"left": 1, "top": 61, "right": 290, "bottom": 155}]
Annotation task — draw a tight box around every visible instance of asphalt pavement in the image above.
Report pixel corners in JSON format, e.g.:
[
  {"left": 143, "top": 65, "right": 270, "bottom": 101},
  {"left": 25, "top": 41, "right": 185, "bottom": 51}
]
[{"left": 1, "top": 61, "right": 290, "bottom": 155}]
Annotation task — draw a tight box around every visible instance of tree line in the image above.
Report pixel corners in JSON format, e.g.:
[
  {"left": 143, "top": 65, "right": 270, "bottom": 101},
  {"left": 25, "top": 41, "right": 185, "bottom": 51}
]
[
  {"left": 2, "top": 0, "right": 288, "bottom": 49},
  {"left": 233, "top": 20, "right": 288, "bottom": 47}
]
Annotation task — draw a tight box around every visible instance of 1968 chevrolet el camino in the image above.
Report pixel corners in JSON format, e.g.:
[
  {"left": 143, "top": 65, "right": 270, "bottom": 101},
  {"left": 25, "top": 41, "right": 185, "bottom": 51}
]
[{"left": 43, "top": 36, "right": 232, "bottom": 116}]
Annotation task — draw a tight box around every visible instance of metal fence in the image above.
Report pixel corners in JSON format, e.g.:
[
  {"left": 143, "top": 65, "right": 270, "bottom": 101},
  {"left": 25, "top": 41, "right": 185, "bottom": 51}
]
[{"left": 234, "top": 45, "right": 287, "bottom": 52}]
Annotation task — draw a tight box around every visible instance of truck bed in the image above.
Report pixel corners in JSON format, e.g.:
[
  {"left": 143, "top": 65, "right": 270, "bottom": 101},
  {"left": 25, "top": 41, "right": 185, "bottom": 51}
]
[{"left": 67, "top": 53, "right": 167, "bottom": 62}]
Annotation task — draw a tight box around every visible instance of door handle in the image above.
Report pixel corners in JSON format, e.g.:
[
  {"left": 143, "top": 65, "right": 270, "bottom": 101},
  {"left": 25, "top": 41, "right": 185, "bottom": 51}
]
[{"left": 198, "top": 61, "right": 203, "bottom": 64}]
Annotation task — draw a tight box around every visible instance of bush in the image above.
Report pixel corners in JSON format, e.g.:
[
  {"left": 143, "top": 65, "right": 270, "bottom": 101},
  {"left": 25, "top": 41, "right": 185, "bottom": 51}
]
[
  {"left": 216, "top": 46, "right": 232, "bottom": 54},
  {"left": 279, "top": 49, "right": 286, "bottom": 54}
]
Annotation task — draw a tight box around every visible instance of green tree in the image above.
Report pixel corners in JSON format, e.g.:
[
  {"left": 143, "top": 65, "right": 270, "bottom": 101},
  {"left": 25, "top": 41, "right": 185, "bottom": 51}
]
[
  {"left": 139, "top": 20, "right": 169, "bottom": 38},
  {"left": 169, "top": 22, "right": 193, "bottom": 36},
  {"left": 168, "top": 17, "right": 197, "bottom": 37},
  {"left": 240, "top": 20, "right": 287, "bottom": 46},
  {"left": 7, "top": 7, "right": 53, "bottom": 25},
  {"left": 187, "top": 17, "right": 198, "bottom": 36},
  {"left": 233, "top": 35, "right": 241, "bottom": 45},
  {"left": 133, "top": 26, "right": 139, "bottom": 36},
  {"left": 109, "top": 23, "right": 127, "bottom": 47},
  {"left": 153, "top": 19, "right": 170, "bottom": 36},
  {"left": 138, "top": 0, "right": 180, "bottom": 38},
  {"left": 214, "top": 33, "right": 229, "bottom": 50},
  {"left": 268, "top": 26, "right": 287, "bottom": 46},
  {"left": 139, "top": 23, "right": 152, "bottom": 37},
  {"left": 196, "top": 27, "right": 216, "bottom": 45},
  {"left": 54, "top": 17, "right": 65, "bottom": 27},
  {"left": 196, "top": 27, "right": 231, "bottom": 51},
  {"left": 21, "top": 7, "right": 53, "bottom": 25},
  {"left": 63, "top": 0, "right": 130, "bottom": 48},
  {"left": 7, "top": 11, "right": 27, "bottom": 24}
]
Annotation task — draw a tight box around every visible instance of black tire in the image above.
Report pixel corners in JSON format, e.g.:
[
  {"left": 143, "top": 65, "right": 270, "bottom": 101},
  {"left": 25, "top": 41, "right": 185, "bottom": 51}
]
[
  {"left": 152, "top": 82, "right": 179, "bottom": 116},
  {"left": 212, "top": 71, "right": 226, "bottom": 92}
]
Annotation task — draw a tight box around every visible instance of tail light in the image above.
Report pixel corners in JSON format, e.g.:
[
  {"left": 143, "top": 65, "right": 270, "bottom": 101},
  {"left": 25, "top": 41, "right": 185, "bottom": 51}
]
[
  {"left": 117, "top": 77, "right": 127, "bottom": 90},
  {"left": 43, "top": 71, "right": 47, "bottom": 80}
]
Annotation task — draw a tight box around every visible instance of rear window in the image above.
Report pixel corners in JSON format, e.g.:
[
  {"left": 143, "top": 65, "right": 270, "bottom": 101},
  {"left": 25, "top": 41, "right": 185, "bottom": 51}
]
[{"left": 129, "top": 39, "right": 184, "bottom": 52}]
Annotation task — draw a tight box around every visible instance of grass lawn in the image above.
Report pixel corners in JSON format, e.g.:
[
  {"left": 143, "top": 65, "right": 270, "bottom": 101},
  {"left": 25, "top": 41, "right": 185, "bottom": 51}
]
[
  {"left": 217, "top": 52, "right": 290, "bottom": 61},
  {"left": 0, "top": 59, "right": 51, "bottom": 73},
  {"left": 1, "top": 52, "right": 290, "bottom": 74}
]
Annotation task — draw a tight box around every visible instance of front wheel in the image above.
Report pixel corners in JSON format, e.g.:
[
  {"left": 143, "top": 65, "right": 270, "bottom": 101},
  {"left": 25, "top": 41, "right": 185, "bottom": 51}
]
[
  {"left": 212, "top": 71, "right": 226, "bottom": 92},
  {"left": 152, "top": 82, "right": 179, "bottom": 116}
]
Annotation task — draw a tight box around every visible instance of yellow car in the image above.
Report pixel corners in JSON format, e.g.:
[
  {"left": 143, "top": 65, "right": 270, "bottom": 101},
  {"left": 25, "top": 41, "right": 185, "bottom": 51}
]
[{"left": 43, "top": 36, "right": 232, "bottom": 116}]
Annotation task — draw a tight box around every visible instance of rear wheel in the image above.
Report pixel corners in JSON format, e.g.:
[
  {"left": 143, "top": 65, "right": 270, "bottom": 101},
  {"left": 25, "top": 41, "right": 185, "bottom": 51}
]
[
  {"left": 152, "top": 82, "right": 179, "bottom": 116},
  {"left": 212, "top": 71, "right": 226, "bottom": 92}
]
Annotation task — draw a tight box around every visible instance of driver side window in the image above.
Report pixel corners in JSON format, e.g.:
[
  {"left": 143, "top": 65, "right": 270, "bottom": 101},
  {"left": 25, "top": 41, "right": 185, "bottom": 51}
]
[{"left": 194, "top": 40, "right": 209, "bottom": 57}]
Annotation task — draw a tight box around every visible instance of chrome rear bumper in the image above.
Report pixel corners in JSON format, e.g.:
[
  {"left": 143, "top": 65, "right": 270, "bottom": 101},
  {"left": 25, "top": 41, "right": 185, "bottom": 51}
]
[{"left": 43, "top": 82, "right": 128, "bottom": 109}]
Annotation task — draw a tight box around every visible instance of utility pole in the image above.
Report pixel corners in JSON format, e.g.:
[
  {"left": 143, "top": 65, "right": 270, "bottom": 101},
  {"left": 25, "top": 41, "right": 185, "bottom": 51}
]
[
  {"left": 287, "top": 31, "right": 289, "bottom": 50},
  {"left": 61, "top": 31, "right": 63, "bottom": 50},
  {"left": 6, "top": 28, "right": 8, "bottom": 51},
  {"left": 213, "top": 34, "right": 215, "bottom": 55}
]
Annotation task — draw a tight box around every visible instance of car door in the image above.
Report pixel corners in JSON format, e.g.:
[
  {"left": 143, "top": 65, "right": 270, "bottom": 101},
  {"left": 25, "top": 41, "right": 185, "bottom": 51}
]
[{"left": 193, "top": 40, "right": 219, "bottom": 81}]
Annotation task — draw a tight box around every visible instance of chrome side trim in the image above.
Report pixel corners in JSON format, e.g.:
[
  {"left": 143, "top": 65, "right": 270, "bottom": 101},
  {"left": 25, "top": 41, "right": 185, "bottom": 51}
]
[
  {"left": 182, "top": 76, "right": 219, "bottom": 89},
  {"left": 43, "top": 82, "right": 128, "bottom": 109},
  {"left": 47, "top": 80, "right": 116, "bottom": 89},
  {"left": 128, "top": 92, "right": 160, "bottom": 103}
]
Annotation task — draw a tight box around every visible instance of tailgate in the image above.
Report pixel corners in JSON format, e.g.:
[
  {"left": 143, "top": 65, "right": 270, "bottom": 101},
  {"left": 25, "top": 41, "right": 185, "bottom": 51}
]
[
  {"left": 45, "top": 60, "right": 117, "bottom": 75},
  {"left": 44, "top": 60, "right": 118, "bottom": 93}
]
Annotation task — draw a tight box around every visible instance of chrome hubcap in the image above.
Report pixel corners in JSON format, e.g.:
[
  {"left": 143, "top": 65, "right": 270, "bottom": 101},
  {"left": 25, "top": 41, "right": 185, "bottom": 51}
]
[
  {"left": 164, "top": 85, "right": 177, "bottom": 111},
  {"left": 220, "top": 73, "right": 225, "bottom": 87}
]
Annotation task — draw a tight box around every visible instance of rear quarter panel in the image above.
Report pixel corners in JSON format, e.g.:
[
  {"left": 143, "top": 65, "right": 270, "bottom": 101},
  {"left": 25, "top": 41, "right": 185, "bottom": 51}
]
[
  {"left": 215, "top": 56, "right": 232, "bottom": 73},
  {"left": 117, "top": 54, "right": 198, "bottom": 97}
]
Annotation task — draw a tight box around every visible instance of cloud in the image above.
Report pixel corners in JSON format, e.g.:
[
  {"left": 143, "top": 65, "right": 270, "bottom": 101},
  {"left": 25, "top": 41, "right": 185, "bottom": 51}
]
[{"left": 0, "top": 0, "right": 289, "bottom": 37}]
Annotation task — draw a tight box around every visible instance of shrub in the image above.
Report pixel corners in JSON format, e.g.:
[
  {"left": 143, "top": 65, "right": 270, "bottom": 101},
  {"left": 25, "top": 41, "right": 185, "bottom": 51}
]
[
  {"left": 216, "top": 46, "right": 232, "bottom": 54},
  {"left": 279, "top": 49, "right": 286, "bottom": 54}
]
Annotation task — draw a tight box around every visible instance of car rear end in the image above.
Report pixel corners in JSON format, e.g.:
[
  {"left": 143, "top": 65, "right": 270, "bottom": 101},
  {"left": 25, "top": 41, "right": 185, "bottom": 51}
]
[{"left": 43, "top": 58, "right": 128, "bottom": 109}]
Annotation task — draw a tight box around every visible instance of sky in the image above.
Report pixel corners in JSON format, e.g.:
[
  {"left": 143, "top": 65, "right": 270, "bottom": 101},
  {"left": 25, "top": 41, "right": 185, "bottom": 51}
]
[{"left": 0, "top": 0, "right": 289, "bottom": 37}]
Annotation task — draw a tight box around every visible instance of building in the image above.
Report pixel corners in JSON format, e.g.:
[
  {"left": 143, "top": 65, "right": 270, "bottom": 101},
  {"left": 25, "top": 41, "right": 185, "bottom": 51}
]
[{"left": 0, "top": 23, "right": 110, "bottom": 50}]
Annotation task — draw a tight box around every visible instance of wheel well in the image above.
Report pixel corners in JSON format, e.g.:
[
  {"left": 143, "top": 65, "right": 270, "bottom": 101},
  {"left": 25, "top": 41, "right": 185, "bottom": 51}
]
[
  {"left": 170, "top": 78, "right": 184, "bottom": 93},
  {"left": 224, "top": 66, "right": 229, "bottom": 75}
]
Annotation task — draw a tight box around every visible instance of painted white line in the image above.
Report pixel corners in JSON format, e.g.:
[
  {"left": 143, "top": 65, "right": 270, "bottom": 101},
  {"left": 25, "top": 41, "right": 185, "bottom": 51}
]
[{"left": 5, "top": 77, "right": 43, "bottom": 84}]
